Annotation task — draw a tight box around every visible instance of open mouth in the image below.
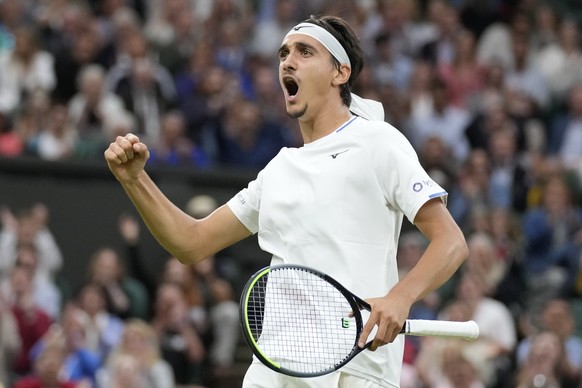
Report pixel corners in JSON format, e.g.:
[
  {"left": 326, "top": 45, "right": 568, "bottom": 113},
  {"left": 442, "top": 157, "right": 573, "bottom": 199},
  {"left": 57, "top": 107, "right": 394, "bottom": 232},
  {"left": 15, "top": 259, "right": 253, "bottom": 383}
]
[{"left": 284, "top": 78, "right": 299, "bottom": 97}]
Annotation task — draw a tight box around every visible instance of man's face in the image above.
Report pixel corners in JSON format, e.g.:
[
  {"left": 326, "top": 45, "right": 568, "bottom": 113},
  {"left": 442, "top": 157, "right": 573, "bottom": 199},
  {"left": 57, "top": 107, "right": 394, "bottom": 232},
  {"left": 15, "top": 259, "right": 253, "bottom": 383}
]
[{"left": 278, "top": 34, "right": 338, "bottom": 119}]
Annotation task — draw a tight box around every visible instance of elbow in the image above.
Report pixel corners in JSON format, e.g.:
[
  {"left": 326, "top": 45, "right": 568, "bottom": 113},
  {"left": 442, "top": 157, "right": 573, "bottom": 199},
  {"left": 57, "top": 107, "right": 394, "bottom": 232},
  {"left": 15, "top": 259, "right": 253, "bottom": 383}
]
[
  {"left": 455, "top": 235, "right": 470, "bottom": 267},
  {"left": 175, "top": 251, "right": 204, "bottom": 266}
]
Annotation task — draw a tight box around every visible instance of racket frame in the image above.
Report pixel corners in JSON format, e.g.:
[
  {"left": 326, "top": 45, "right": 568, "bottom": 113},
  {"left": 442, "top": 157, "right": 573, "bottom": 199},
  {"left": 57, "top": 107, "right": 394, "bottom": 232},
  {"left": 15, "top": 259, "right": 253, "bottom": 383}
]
[{"left": 239, "top": 264, "right": 370, "bottom": 377}]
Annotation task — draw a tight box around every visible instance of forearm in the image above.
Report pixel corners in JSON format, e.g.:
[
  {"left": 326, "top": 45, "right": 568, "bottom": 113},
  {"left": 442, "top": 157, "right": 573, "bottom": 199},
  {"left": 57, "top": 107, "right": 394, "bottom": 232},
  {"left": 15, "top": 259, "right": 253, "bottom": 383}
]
[
  {"left": 392, "top": 231, "right": 467, "bottom": 304},
  {"left": 120, "top": 172, "right": 202, "bottom": 263}
]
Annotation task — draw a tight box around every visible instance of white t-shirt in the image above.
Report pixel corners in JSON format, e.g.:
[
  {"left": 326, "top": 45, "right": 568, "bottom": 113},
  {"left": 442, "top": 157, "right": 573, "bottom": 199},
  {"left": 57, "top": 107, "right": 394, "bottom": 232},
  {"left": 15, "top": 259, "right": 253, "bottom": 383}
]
[{"left": 228, "top": 116, "right": 447, "bottom": 387}]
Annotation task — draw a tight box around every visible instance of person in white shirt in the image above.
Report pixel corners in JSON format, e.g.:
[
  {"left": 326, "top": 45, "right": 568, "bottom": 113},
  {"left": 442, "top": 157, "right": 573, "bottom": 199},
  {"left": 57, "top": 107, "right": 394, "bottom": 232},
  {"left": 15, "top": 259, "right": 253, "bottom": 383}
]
[{"left": 104, "top": 14, "right": 468, "bottom": 388}]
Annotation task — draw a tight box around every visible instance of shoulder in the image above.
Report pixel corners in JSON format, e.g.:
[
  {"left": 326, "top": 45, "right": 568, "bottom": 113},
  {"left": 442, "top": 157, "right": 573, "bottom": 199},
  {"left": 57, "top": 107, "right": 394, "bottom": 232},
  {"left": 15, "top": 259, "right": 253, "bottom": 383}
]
[{"left": 342, "top": 118, "right": 416, "bottom": 155}]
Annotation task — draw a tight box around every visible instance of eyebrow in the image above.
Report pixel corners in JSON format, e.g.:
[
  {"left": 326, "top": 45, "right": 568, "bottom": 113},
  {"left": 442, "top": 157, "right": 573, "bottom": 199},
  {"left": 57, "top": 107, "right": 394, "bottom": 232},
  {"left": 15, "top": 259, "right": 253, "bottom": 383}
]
[{"left": 278, "top": 41, "right": 319, "bottom": 57}]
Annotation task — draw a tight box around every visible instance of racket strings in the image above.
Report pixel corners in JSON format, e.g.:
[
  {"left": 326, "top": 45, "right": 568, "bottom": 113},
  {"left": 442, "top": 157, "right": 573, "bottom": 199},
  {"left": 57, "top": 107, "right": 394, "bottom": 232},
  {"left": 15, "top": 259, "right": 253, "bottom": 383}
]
[{"left": 246, "top": 268, "right": 358, "bottom": 374}]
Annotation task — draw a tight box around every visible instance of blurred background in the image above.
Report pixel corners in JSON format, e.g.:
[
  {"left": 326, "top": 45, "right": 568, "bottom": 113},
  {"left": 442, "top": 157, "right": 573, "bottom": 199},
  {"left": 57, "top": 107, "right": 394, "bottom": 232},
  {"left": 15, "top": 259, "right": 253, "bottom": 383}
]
[{"left": 1, "top": 0, "right": 582, "bottom": 387}]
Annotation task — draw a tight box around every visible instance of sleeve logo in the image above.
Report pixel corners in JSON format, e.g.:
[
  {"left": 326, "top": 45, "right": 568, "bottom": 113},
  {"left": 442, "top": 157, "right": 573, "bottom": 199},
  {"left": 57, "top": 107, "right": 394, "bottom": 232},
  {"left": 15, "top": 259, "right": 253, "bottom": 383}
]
[{"left": 412, "top": 180, "right": 435, "bottom": 192}]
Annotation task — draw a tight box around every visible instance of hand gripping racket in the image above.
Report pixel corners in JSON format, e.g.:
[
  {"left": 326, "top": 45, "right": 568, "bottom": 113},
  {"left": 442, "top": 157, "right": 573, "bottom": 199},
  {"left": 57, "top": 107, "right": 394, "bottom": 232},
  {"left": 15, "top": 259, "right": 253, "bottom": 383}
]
[{"left": 240, "top": 264, "right": 479, "bottom": 378}]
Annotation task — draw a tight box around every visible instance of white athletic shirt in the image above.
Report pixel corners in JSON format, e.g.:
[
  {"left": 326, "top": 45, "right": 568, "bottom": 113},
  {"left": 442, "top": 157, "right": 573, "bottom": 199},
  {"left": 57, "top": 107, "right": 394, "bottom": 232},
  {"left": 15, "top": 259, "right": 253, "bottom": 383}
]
[{"left": 228, "top": 116, "right": 447, "bottom": 387}]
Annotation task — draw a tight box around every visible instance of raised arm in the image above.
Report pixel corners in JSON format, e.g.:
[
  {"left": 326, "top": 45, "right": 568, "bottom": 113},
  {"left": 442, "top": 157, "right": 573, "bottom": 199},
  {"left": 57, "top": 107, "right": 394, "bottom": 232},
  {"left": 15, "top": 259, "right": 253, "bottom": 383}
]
[
  {"left": 360, "top": 198, "right": 468, "bottom": 350},
  {"left": 104, "top": 134, "right": 252, "bottom": 264}
]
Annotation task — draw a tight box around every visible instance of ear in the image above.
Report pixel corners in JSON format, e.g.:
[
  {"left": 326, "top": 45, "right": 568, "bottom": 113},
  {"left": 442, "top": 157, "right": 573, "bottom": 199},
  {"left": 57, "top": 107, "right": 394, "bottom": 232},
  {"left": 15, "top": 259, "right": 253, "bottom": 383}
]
[{"left": 332, "top": 64, "right": 351, "bottom": 87}]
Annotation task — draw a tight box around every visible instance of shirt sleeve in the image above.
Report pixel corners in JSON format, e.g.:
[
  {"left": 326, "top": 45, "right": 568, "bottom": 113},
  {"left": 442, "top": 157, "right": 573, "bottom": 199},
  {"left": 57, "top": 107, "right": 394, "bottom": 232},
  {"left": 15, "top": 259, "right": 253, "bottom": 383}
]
[
  {"left": 371, "top": 125, "right": 447, "bottom": 224},
  {"left": 226, "top": 171, "right": 263, "bottom": 234}
]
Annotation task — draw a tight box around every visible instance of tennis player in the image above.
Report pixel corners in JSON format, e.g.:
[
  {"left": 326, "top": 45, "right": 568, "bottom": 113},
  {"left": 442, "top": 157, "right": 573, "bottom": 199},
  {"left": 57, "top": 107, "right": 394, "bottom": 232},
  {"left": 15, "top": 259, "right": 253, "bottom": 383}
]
[{"left": 104, "top": 14, "right": 468, "bottom": 388}]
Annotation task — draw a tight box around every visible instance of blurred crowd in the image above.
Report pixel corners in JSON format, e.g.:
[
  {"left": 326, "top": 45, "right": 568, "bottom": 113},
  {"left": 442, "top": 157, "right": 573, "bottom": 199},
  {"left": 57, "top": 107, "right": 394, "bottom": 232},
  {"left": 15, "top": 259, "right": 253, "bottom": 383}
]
[{"left": 1, "top": 0, "right": 582, "bottom": 387}]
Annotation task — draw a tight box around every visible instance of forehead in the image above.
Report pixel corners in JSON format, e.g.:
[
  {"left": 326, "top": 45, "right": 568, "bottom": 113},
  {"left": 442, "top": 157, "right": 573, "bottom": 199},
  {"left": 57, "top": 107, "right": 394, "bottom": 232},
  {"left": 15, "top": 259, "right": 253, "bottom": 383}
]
[{"left": 280, "top": 33, "right": 326, "bottom": 52}]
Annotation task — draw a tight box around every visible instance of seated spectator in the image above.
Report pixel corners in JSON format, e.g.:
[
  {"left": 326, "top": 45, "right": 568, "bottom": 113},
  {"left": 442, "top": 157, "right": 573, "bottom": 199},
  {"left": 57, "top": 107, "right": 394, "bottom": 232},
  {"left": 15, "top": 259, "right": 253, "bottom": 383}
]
[
  {"left": 534, "top": 17, "right": 582, "bottom": 100},
  {"left": 86, "top": 247, "right": 149, "bottom": 320},
  {"left": 436, "top": 28, "right": 486, "bottom": 111},
  {"left": 106, "top": 30, "right": 177, "bottom": 144},
  {"left": 408, "top": 76, "right": 471, "bottom": 165},
  {"left": 446, "top": 270, "right": 517, "bottom": 386},
  {"left": 96, "top": 319, "right": 174, "bottom": 388},
  {"left": 522, "top": 173, "right": 582, "bottom": 308},
  {"left": 148, "top": 110, "right": 209, "bottom": 167},
  {"left": 517, "top": 298, "right": 582, "bottom": 385},
  {"left": 415, "top": 299, "right": 492, "bottom": 387},
  {"left": 30, "top": 304, "right": 101, "bottom": 387},
  {"left": 8, "top": 265, "right": 52, "bottom": 378},
  {"left": 515, "top": 331, "right": 564, "bottom": 388},
  {"left": 0, "top": 203, "right": 63, "bottom": 281},
  {"left": 201, "top": 97, "right": 291, "bottom": 169},
  {"left": 68, "top": 64, "right": 126, "bottom": 160},
  {"left": 36, "top": 102, "right": 77, "bottom": 161},
  {"left": 97, "top": 353, "right": 149, "bottom": 388},
  {"left": 13, "top": 343, "right": 77, "bottom": 388},
  {"left": 0, "top": 25, "right": 56, "bottom": 116},
  {"left": 75, "top": 282, "right": 125, "bottom": 362},
  {"left": 1, "top": 243, "right": 62, "bottom": 320},
  {"left": 151, "top": 282, "right": 205, "bottom": 386}
]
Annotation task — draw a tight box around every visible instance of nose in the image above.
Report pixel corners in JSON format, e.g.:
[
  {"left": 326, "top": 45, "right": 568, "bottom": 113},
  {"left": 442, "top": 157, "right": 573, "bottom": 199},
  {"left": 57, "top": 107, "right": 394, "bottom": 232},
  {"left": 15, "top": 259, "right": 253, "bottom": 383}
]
[{"left": 281, "top": 52, "right": 297, "bottom": 72}]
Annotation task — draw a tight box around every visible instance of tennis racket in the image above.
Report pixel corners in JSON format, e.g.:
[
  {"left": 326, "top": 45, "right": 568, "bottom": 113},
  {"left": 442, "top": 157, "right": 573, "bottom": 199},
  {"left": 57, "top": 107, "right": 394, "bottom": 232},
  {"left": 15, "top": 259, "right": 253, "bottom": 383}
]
[{"left": 240, "top": 264, "right": 479, "bottom": 378}]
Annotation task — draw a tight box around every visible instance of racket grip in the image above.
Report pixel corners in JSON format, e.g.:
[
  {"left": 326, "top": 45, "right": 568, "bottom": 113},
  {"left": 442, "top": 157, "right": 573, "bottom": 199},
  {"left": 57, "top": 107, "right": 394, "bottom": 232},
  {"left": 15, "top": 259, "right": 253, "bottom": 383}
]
[{"left": 401, "top": 319, "right": 479, "bottom": 341}]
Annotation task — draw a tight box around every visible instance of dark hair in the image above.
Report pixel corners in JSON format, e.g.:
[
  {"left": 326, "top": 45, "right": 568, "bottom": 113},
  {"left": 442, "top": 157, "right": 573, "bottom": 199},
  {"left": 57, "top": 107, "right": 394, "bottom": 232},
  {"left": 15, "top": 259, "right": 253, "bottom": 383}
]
[{"left": 305, "top": 15, "right": 365, "bottom": 107}]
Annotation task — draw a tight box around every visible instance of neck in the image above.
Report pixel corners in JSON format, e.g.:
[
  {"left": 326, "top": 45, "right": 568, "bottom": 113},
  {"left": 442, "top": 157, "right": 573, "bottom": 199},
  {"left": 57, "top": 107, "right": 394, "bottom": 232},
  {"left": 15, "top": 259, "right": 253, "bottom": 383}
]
[{"left": 298, "top": 103, "right": 352, "bottom": 144}]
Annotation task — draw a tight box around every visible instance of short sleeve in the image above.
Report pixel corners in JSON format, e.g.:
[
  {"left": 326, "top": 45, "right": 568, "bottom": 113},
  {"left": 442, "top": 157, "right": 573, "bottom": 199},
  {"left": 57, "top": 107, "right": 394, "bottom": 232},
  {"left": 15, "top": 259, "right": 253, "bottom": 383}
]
[
  {"left": 370, "top": 126, "right": 447, "bottom": 224},
  {"left": 226, "top": 171, "right": 263, "bottom": 234}
]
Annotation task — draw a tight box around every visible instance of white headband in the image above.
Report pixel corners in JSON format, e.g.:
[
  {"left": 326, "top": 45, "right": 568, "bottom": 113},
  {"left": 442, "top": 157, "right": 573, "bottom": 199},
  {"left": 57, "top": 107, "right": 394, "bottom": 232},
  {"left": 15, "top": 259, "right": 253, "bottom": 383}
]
[
  {"left": 284, "top": 22, "right": 351, "bottom": 68},
  {"left": 284, "top": 22, "right": 385, "bottom": 121}
]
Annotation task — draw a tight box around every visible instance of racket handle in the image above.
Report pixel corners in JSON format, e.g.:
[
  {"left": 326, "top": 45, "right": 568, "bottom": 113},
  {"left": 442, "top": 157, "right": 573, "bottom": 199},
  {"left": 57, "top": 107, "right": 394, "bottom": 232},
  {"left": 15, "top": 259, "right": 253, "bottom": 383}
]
[{"left": 401, "top": 319, "right": 479, "bottom": 341}]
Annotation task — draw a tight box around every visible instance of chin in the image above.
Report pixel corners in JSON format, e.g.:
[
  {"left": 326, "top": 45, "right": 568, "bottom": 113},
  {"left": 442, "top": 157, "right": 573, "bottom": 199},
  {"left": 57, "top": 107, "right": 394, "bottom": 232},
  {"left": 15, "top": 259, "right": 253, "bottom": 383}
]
[{"left": 286, "top": 105, "right": 307, "bottom": 119}]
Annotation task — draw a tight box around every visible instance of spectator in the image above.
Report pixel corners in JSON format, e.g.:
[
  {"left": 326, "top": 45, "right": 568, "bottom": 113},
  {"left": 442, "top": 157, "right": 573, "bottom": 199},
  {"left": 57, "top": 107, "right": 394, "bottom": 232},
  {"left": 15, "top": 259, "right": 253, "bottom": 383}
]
[
  {"left": 515, "top": 331, "right": 565, "bottom": 388},
  {"left": 436, "top": 28, "right": 486, "bottom": 111},
  {"left": 517, "top": 298, "right": 582, "bottom": 386},
  {"left": 86, "top": 247, "right": 149, "bottom": 320},
  {"left": 75, "top": 282, "right": 125, "bottom": 362},
  {"left": 0, "top": 203, "right": 63, "bottom": 285},
  {"left": 36, "top": 102, "right": 77, "bottom": 161},
  {"left": 521, "top": 173, "right": 582, "bottom": 308},
  {"left": 51, "top": 15, "right": 111, "bottom": 103},
  {"left": 149, "top": 2, "right": 204, "bottom": 77},
  {"left": 465, "top": 232, "right": 507, "bottom": 298},
  {"left": 0, "top": 242, "right": 62, "bottom": 320},
  {"left": 96, "top": 319, "right": 174, "bottom": 388},
  {"left": 417, "top": 135, "right": 458, "bottom": 193},
  {"left": 505, "top": 32, "right": 550, "bottom": 111},
  {"left": 0, "top": 25, "right": 56, "bottom": 116},
  {"left": 13, "top": 343, "right": 78, "bottom": 388},
  {"left": 448, "top": 150, "right": 492, "bottom": 231},
  {"left": 534, "top": 17, "right": 582, "bottom": 100},
  {"left": 415, "top": 299, "right": 492, "bottom": 387},
  {"left": 179, "top": 64, "right": 235, "bottom": 143},
  {"left": 148, "top": 110, "right": 208, "bottom": 167},
  {"left": 418, "top": 0, "right": 462, "bottom": 68},
  {"left": 30, "top": 304, "right": 101, "bottom": 387},
  {"left": 9, "top": 265, "right": 52, "bottom": 378},
  {"left": 487, "top": 127, "right": 530, "bottom": 212},
  {"left": 68, "top": 64, "right": 126, "bottom": 159},
  {"left": 450, "top": 270, "right": 517, "bottom": 386},
  {"left": 106, "top": 30, "right": 177, "bottom": 143},
  {"left": 408, "top": 76, "right": 471, "bottom": 164},
  {"left": 151, "top": 281, "right": 205, "bottom": 386},
  {"left": 201, "top": 97, "right": 291, "bottom": 169}
]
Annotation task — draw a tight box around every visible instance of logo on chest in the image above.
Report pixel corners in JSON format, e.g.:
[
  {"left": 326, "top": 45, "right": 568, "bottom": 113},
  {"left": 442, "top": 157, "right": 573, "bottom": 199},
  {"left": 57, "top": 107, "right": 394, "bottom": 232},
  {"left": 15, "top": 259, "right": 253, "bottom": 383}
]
[{"left": 329, "top": 149, "right": 350, "bottom": 159}]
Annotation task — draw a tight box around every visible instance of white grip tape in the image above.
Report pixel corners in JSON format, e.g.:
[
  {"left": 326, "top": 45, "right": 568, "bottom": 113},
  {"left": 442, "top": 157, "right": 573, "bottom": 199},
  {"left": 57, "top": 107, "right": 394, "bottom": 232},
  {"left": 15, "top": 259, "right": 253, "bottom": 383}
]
[{"left": 404, "top": 319, "right": 479, "bottom": 341}]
